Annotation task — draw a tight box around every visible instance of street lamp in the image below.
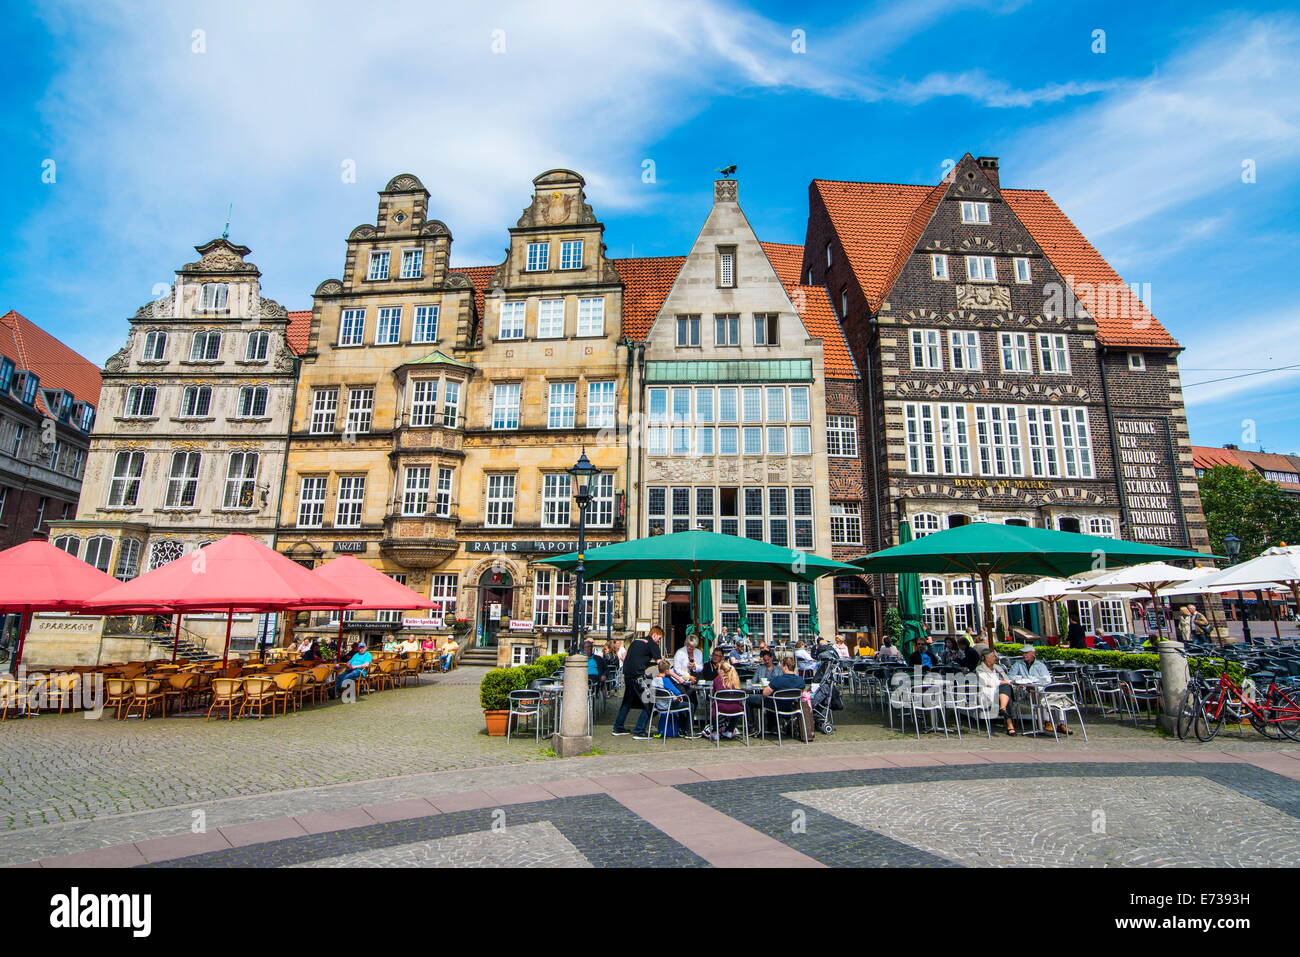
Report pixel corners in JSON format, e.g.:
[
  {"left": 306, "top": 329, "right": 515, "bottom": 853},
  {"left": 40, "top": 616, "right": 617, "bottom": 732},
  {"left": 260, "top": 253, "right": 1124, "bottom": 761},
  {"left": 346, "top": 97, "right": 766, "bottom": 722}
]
[
  {"left": 553, "top": 450, "right": 600, "bottom": 757},
  {"left": 1222, "top": 533, "right": 1252, "bottom": 645}
]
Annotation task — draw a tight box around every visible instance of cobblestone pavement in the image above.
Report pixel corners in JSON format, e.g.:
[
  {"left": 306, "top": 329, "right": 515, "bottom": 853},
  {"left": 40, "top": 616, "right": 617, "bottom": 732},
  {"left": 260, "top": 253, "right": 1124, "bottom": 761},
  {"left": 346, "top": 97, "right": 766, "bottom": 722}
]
[{"left": 3, "top": 666, "right": 1299, "bottom": 867}]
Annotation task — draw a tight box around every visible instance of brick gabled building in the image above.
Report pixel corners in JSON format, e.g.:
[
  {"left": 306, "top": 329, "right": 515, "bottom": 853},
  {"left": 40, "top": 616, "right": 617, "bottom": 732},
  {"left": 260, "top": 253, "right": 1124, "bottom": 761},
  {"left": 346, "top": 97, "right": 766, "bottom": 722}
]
[{"left": 803, "top": 154, "right": 1210, "bottom": 638}]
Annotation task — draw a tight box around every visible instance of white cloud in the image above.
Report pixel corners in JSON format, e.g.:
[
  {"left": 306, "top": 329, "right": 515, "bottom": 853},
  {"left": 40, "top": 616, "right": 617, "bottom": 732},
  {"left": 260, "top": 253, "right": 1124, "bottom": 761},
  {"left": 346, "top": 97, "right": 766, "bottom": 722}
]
[{"left": 1179, "top": 308, "right": 1300, "bottom": 407}]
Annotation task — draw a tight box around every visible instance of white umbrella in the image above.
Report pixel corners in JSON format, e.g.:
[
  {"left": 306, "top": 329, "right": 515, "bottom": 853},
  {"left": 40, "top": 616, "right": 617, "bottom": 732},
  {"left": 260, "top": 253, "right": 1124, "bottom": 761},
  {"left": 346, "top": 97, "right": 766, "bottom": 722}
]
[
  {"left": 990, "top": 577, "right": 1083, "bottom": 603},
  {"left": 1078, "top": 562, "right": 1213, "bottom": 638},
  {"left": 922, "top": 594, "right": 975, "bottom": 609},
  {"left": 1166, "top": 545, "right": 1300, "bottom": 640}
]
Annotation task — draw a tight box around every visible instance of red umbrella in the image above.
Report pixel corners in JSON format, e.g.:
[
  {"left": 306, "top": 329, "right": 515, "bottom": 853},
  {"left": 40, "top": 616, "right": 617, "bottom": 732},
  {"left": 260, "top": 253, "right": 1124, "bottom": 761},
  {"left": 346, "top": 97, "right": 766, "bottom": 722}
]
[
  {"left": 311, "top": 556, "right": 434, "bottom": 653},
  {"left": 84, "top": 535, "right": 357, "bottom": 665},
  {"left": 0, "top": 540, "right": 122, "bottom": 675}
]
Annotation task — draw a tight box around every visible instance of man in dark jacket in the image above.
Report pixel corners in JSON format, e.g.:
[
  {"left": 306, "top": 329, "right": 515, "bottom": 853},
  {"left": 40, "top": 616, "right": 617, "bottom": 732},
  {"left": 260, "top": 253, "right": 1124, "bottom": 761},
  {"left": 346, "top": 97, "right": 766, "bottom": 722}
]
[
  {"left": 1067, "top": 613, "right": 1087, "bottom": 649},
  {"left": 612, "top": 626, "right": 663, "bottom": 737}
]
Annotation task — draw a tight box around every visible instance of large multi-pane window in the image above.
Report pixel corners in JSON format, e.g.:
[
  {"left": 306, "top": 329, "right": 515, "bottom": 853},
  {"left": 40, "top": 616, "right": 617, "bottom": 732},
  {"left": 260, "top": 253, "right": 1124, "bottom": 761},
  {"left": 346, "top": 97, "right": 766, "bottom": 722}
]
[
  {"left": 1037, "top": 334, "right": 1069, "bottom": 373},
  {"left": 999, "top": 332, "right": 1031, "bottom": 372},
  {"left": 577, "top": 298, "right": 604, "bottom": 336},
  {"left": 434, "top": 467, "right": 454, "bottom": 517},
  {"left": 910, "top": 329, "right": 942, "bottom": 370},
  {"left": 827, "top": 415, "right": 857, "bottom": 457},
  {"left": 560, "top": 240, "right": 583, "bottom": 270},
  {"left": 108, "top": 451, "right": 144, "bottom": 506},
  {"left": 165, "top": 452, "right": 202, "bottom": 508},
  {"left": 1097, "top": 599, "right": 1127, "bottom": 634},
  {"left": 402, "top": 466, "right": 430, "bottom": 516},
  {"left": 1059, "top": 407, "right": 1094, "bottom": 478},
  {"left": 335, "top": 475, "right": 365, "bottom": 527},
  {"left": 492, "top": 383, "right": 521, "bottom": 430},
  {"left": 542, "top": 473, "right": 571, "bottom": 527},
  {"left": 975, "top": 405, "right": 1023, "bottom": 477},
  {"left": 485, "top": 474, "right": 516, "bottom": 527},
  {"left": 413, "top": 305, "right": 439, "bottom": 343},
  {"left": 297, "top": 476, "right": 327, "bottom": 527},
  {"left": 949, "top": 331, "right": 981, "bottom": 371},
  {"left": 912, "top": 512, "right": 942, "bottom": 537},
  {"left": 114, "top": 538, "right": 142, "bottom": 581},
  {"left": 442, "top": 380, "right": 460, "bottom": 427},
  {"left": 142, "top": 331, "right": 167, "bottom": 361},
  {"left": 499, "top": 301, "right": 525, "bottom": 340},
  {"left": 376, "top": 307, "right": 402, "bottom": 345},
  {"left": 181, "top": 386, "right": 211, "bottom": 418},
  {"left": 223, "top": 452, "right": 259, "bottom": 509},
  {"left": 366, "top": 251, "right": 390, "bottom": 281},
  {"left": 648, "top": 485, "right": 811, "bottom": 546},
  {"left": 537, "top": 299, "right": 565, "bottom": 338},
  {"left": 245, "top": 331, "right": 269, "bottom": 361},
  {"left": 400, "top": 248, "right": 423, "bottom": 279},
  {"left": 533, "top": 569, "right": 572, "bottom": 628},
  {"left": 547, "top": 382, "right": 576, "bottom": 429},
  {"left": 586, "top": 380, "right": 616, "bottom": 429},
  {"left": 589, "top": 472, "right": 615, "bottom": 528},
  {"left": 237, "top": 386, "right": 268, "bottom": 418},
  {"left": 720, "top": 579, "right": 807, "bottom": 642},
  {"left": 345, "top": 388, "right": 374, "bottom": 435},
  {"left": 410, "top": 380, "right": 438, "bottom": 427},
  {"left": 430, "top": 574, "right": 458, "bottom": 618},
  {"left": 525, "top": 242, "right": 549, "bottom": 271},
  {"left": 339, "top": 309, "right": 365, "bottom": 346},
  {"left": 830, "top": 502, "right": 862, "bottom": 545},
  {"left": 921, "top": 577, "right": 947, "bottom": 633},
  {"left": 714, "top": 314, "right": 739, "bottom": 346},
  {"left": 646, "top": 385, "right": 810, "bottom": 457},
  {"left": 310, "top": 388, "right": 338, "bottom": 434}
]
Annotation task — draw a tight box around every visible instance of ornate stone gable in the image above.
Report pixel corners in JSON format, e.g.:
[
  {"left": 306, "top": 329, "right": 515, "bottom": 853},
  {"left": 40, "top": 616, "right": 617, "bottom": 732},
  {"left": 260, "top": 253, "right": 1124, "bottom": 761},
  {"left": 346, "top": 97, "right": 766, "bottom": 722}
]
[
  {"left": 515, "top": 169, "right": 596, "bottom": 228},
  {"left": 180, "top": 238, "right": 260, "bottom": 276}
]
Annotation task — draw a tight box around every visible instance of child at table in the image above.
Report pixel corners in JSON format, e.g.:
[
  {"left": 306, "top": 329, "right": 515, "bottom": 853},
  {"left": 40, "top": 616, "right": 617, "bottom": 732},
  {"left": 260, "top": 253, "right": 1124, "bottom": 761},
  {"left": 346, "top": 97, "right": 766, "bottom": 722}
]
[{"left": 710, "top": 660, "right": 744, "bottom": 740}]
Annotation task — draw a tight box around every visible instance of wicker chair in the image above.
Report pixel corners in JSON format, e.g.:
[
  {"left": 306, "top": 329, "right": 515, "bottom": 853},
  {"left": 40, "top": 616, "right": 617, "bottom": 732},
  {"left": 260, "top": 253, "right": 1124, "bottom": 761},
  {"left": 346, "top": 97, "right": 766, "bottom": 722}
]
[
  {"left": 398, "top": 655, "right": 421, "bottom": 687},
  {"left": 308, "top": 665, "right": 333, "bottom": 704},
  {"left": 378, "top": 658, "right": 403, "bottom": 690},
  {"left": 52, "top": 673, "right": 83, "bottom": 713},
  {"left": 206, "top": 677, "right": 244, "bottom": 721},
  {"left": 0, "top": 676, "right": 32, "bottom": 719},
  {"left": 124, "top": 677, "right": 167, "bottom": 719},
  {"left": 239, "top": 676, "right": 277, "bottom": 719},
  {"left": 271, "top": 672, "right": 303, "bottom": 715},
  {"left": 104, "top": 677, "right": 134, "bottom": 720},
  {"left": 163, "top": 672, "right": 197, "bottom": 714}
]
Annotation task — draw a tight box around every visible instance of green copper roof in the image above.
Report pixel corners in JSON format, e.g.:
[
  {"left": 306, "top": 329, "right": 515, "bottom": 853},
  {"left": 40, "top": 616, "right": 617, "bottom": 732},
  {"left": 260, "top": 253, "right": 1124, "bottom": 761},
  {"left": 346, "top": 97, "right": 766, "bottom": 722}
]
[
  {"left": 645, "top": 359, "right": 813, "bottom": 383},
  {"left": 407, "top": 350, "right": 472, "bottom": 368}
]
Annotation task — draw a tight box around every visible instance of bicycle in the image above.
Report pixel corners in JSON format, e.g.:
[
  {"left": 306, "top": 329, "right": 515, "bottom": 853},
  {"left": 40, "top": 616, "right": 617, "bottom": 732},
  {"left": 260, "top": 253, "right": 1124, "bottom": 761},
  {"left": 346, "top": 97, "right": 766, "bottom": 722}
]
[{"left": 1176, "top": 651, "right": 1300, "bottom": 742}]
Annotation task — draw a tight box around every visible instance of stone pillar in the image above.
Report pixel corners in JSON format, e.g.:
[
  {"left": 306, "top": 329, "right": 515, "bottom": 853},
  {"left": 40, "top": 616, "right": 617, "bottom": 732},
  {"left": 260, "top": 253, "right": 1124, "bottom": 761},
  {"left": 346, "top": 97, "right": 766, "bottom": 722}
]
[
  {"left": 551, "top": 653, "right": 592, "bottom": 757},
  {"left": 1157, "top": 639, "right": 1188, "bottom": 734}
]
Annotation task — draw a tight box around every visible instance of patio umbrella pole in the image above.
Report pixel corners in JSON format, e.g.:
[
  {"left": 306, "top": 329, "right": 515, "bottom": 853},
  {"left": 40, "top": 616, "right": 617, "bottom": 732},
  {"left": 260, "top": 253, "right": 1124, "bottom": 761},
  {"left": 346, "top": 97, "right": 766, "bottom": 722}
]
[
  {"left": 221, "top": 607, "right": 234, "bottom": 667},
  {"left": 8, "top": 609, "right": 31, "bottom": 676},
  {"left": 980, "top": 570, "right": 996, "bottom": 646},
  {"left": 170, "top": 612, "right": 183, "bottom": 664},
  {"left": 1269, "top": 591, "right": 1281, "bottom": 641}
]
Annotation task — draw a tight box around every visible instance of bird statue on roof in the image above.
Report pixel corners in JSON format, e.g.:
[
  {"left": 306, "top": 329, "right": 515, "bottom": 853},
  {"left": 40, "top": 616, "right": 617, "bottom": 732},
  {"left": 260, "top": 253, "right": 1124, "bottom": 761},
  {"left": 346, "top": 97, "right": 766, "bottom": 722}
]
[{"left": 716, "top": 165, "right": 737, "bottom": 177}]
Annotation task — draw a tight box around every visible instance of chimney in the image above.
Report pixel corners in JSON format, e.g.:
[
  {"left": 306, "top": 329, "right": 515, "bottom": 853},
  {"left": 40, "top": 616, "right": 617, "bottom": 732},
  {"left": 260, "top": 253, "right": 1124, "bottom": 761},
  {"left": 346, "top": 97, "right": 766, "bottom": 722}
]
[
  {"left": 976, "top": 156, "right": 1000, "bottom": 188},
  {"left": 714, "top": 179, "right": 738, "bottom": 204},
  {"left": 1224, "top": 443, "right": 1238, "bottom": 450}
]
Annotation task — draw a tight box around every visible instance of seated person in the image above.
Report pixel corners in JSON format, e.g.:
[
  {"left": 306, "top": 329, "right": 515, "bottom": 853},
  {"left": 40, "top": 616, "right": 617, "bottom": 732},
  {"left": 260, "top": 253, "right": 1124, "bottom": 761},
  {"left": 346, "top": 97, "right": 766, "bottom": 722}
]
[
  {"left": 698, "top": 647, "right": 726, "bottom": 684},
  {"left": 833, "top": 637, "right": 851, "bottom": 658},
  {"left": 1008, "top": 644, "right": 1074, "bottom": 735},
  {"left": 748, "top": 653, "right": 806, "bottom": 728},
  {"left": 876, "top": 638, "right": 902, "bottom": 660},
  {"left": 753, "top": 649, "right": 781, "bottom": 683},
  {"left": 381, "top": 637, "right": 400, "bottom": 653},
  {"left": 907, "top": 638, "right": 935, "bottom": 668},
  {"left": 334, "top": 642, "right": 372, "bottom": 697},
  {"left": 710, "top": 660, "right": 745, "bottom": 740},
  {"left": 975, "top": 648, "right": 1017, "bottom": 735},
  {"left": 297, "top": 638, "right": 322, "bottom": 663},
  {"left": 400, "top": 636, "right": 421, "bottom": 655},
  {"left": 793, "top": 640, "right": 814, "bottom": 664},
  {"left": 439, "top": 637, "right": 459, "bottom": 671},
  {"left": 941, "top": 636, "right": 961, "bottom": 666},
  {"left": 957, "top": 636, "right": 980, "bottom": 671},
  {"left": 650, "top": 658, "right": 691, "bottom": 737}
]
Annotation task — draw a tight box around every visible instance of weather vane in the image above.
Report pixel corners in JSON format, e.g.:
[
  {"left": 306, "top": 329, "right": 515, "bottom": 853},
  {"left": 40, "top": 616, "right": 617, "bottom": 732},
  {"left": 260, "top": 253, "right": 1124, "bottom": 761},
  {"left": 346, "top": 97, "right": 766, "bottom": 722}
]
[
  {"left": 716, "top": 165, "right": 737, "bottom": 178},
  {"left": 222, "top": 203, "right": 232, "bottom": 240}
]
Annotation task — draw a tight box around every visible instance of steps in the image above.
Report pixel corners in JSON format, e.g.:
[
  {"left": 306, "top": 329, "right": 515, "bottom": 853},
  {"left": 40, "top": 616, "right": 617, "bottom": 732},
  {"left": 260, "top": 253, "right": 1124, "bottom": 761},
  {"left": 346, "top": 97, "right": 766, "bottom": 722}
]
[
  {"left": 148, "top": 635, "right": 220, "bottom": 662},
  {"left": 457, "top": 646, "right": 498, "bottom": 667}
]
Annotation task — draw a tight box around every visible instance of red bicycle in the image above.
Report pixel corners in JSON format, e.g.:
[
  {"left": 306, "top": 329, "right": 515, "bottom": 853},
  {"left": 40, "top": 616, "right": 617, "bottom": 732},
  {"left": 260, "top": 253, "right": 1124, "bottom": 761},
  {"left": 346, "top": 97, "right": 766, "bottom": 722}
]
[{"left": 1176, "top": 654, "right": 1300, "bottom": 742}]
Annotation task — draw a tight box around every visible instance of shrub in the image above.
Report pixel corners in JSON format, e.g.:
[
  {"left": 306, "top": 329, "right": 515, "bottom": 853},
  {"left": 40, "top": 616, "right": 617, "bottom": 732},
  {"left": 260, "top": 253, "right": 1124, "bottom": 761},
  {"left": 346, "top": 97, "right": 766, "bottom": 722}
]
[
  {"left": 992, "top": 642, "right": 1244, "bottom": 681},
  {"left": 534, "top": 653, "right": 566, "bottom": 674},
  {"left": 478, "top": 667, "right": 527, "bottom": 711},
  {"left": 882, "top": 608, "right": 902, "bottom": 640}
]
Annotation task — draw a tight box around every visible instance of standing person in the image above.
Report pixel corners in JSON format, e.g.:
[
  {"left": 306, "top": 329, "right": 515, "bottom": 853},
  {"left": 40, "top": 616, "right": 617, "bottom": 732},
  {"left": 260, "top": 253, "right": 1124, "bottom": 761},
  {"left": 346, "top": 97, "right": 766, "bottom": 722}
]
[
  {"left": 612, "top": 626, "right": 663, "bottom": 737},
  {"left": 1067, "top": 612, "right": 1087, "bottom": 649}
]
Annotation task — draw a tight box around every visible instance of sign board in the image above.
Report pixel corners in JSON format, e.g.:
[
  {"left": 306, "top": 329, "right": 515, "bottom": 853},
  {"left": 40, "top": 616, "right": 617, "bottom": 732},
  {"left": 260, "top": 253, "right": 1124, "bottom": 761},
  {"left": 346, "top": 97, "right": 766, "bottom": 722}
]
[
  {"left": 465, "top": 540, "right": 614, "bottom": 554},
  {"left": 488, "top": 602, "right": 502, "bottom": 621},
  {"left": 402, "top": 617, "right": 442, "bottom": 629},
  {"left": 508, "top": 619, "right": 533, "bottom": 631},
  {"left": 333, "top": 541, "right": 366, "bottom": 553},
  {"left": 1115, "top": 417, "right": 1186, "bottom": 545}
]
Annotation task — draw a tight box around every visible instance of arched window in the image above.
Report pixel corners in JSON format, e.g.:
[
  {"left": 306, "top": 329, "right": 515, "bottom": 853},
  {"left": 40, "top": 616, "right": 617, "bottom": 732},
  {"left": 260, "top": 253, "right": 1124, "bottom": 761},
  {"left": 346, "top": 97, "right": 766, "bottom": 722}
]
[
  {"left": 190, "top": 330, "right": 222, "bottom": 361},
  {"left": 115, "top": 538, "right": 142, "bottom": 580},
  {"left": 920, "top": 577, "right": 947, "bottom": 634},
  {"left": 246, "top": 331, "right": 269, "bottom": 361},
  {"left": 223, "top": 452, "right": 259, "bottom": 509},
  {"left": 142, "top": 331, "right": 167, "bottom": 361},
  {"left": 952, "top": 579, "right": 977, "bottom": 633},
  {"left": 1088, "top": 516, "right": 1116, "bottom": 538},
  {"left": 912, "top": 512, "right": 942, "bottom": 537},
  {"left": 181, "top": 386, "right": 212, "bottom": 417},
  {"left": 53, "top": 535, "right": 80, "bottom": 558},
  {"left": 84, "top": 536, "right": 113, "bottom": 573},
  {"left": 1058, "top": 516, "right": 1081, "bottom": 533}
]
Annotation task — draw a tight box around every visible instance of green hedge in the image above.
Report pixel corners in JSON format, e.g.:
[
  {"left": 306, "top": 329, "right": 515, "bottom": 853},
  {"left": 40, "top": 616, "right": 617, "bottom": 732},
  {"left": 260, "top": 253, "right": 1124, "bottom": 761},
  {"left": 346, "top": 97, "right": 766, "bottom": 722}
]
[
  {"left": 992, "top": 642, "right": 1245, "bottom": 682},
  {"left": 477, "top": 652, "right": 571, "bottom": 711}
]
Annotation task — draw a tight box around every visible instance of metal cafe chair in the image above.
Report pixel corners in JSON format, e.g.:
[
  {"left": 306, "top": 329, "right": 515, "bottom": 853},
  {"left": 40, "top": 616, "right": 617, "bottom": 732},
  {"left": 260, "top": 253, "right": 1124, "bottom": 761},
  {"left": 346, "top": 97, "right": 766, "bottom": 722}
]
[
  {"left": 710, "top": 689, "right": 750, "bottom": 746},
  {"left": 650, "top": 687, "right": 695, "bottom": 741},
  {"left": 760, "top": 688, "right": 809, "bottom": 746},
  {"left": 507, "top": 689, "right": 544, "bottom": 743}
]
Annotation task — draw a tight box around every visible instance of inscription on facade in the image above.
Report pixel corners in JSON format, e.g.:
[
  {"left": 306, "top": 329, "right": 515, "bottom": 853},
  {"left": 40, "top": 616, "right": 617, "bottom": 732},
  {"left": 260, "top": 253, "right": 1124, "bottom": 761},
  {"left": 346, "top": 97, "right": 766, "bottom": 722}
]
[{"left": 1115, "top": 417, "right": 1184, "bottom": 544}]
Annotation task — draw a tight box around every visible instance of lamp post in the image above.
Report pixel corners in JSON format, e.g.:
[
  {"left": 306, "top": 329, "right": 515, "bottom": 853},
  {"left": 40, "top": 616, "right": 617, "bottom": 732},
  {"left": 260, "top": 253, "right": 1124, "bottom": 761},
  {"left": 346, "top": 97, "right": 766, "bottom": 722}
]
[
  {"left": 1222, "top": 534, "right": 1251, "bottom": 645},
  {"left": 554, "top": 450, "right": 599, "bottom": 757}
]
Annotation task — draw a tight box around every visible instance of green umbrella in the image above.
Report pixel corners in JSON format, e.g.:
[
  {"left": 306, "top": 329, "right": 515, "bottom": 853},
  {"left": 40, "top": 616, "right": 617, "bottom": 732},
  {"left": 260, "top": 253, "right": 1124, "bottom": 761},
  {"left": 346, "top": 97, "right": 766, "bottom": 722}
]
[
  {"left": 895, "top": 521, "right": 926, "bottom": 656},
  {"left": 807, "top": 582, "right": 820, "bottom": 641},
  {"left": 694, "top": 579, "right": 715, "bottom": 652},
  {"left": 737, "top": 583, "right": 749, "bottom": 637},
  {"left": 854, "top": 522, "right": 1215, "bottom": 644}
]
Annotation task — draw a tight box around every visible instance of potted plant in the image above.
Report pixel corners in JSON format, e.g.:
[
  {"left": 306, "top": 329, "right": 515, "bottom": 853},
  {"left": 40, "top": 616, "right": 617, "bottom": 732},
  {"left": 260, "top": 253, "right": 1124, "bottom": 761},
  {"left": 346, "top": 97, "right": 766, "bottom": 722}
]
[
  {"left": 449, "top": 617, "right": 472, "bottom": 638},
  {"left": 479, "top": 667, "right": 525, "bottom": 736}
]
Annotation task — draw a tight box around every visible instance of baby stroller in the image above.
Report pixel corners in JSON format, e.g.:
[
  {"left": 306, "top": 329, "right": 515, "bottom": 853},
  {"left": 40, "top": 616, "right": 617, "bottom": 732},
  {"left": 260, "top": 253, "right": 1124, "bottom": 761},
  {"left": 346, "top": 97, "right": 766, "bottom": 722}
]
[{"left": 810, "top": 658, "right": 841, "bottom": 734}]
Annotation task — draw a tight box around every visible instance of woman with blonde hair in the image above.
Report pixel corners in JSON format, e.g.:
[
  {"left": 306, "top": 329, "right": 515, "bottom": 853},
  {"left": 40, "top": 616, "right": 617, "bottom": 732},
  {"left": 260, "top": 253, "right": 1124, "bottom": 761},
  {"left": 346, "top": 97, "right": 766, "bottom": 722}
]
[{"left": 710, "top": 659, "right": 745, "bottom": 740}]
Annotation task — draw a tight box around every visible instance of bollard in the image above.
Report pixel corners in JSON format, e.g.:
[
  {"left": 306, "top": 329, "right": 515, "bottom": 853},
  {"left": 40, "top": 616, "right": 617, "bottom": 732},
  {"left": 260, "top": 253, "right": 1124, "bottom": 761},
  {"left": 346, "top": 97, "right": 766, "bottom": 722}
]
[
  {"left": 1157, "top": 640, "right": 1188, "bottom": 734},
  {"left": 551, "top": 653, "right": 593, "bottom": 757}
]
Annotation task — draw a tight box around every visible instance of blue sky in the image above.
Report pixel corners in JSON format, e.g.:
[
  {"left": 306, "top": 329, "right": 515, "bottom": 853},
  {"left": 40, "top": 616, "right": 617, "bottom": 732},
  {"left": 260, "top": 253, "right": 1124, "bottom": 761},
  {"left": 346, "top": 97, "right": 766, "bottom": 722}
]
[{"left": 3, "top": 0, "right": 1299, "bottom": 451}]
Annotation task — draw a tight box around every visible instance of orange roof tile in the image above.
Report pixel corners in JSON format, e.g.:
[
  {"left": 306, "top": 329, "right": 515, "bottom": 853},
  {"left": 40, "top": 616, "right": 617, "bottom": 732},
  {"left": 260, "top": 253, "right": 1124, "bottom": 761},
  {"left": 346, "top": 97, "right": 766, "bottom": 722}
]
[
  {"left": 1001, "top": 189, "right": 1178, "bottom": 349},
  {"left": 611, "top": 256, "right": 686, "bottom": 341},
  {"left": 1192, "top": 446, "right": 1300, "bottom": 491},
  {"left": 1191, "top": 445, "right": 1245, "bottom": 470},
  {"left": 760, "top": 242, "right": 805, "bottom": 286},
  {"left": 451, "top": 265, "right": 499, "bottom": 322},
  {"left": 0, "top": 310, "right": 102, "bottom": 413},
  {"left": 790, "top": 284, "right": 857, "bottom": 379},
  {"left": 285, "top": 310, "right": 312, "bottom": 356}
]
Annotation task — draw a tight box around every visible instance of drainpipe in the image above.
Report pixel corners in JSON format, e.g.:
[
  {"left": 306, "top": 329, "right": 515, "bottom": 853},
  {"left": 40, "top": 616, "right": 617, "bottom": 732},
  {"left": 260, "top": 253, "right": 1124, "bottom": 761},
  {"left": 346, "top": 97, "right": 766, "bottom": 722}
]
[{"left": 270, "top": 352, "right": 302, "bottom": 650}]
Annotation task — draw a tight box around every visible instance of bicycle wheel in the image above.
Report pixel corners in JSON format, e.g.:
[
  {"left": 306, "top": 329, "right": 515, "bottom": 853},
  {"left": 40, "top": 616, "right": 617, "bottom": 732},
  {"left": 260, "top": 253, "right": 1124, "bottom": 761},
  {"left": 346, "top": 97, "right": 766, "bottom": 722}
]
[
  {"left": 1195, "top": 688, "right": 1224, "bottom": 742},
  {"left": 1177, "top": 686, "right": 1207, "bottom": 741},
  {"left": 1256, "top": 687, "right": 1300, "bottom": 741}
]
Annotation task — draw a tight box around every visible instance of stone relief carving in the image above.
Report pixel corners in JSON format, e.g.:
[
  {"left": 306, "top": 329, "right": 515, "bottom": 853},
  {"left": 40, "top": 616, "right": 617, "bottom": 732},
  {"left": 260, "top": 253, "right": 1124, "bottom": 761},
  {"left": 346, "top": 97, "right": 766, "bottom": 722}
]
[
  {"left": 348, "top": 225, "right": 377, "bottom": 241},
  {"left": 955, "top": 284, "right": 1011, "bottom": 310},
  {"left": 314, "top": 279, "right": 344, "bottom": 296},
  {"left": 421, "top": 220, "right": 450, "bottom": 237},
  {"left": 385, "top": 173, "right": 425, "bottom": 193},
  {"left": 133, "top": 289, "right": 175, "bottom": 320}
]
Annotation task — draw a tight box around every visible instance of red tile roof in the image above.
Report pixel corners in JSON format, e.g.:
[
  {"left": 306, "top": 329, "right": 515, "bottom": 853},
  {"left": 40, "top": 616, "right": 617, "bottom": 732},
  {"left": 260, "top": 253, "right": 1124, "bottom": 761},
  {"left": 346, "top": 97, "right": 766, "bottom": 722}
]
[
  {"left": 0, "top": 310, "right": 102, "bottom": 413},
  {"left": 611, "top": 256, "right": 686, "bottom": 342},
  {"left": 811, "top": 179, "right": 1179, "bottom": 350},
  {"left": 760, "top": 241, "right": 805, "bottom": 285},
  {"left": 1191, "top": 445, "right": 1243, "bottom": 470},
  {"left": 1002, "top": 189, "right": 1177, "bottom": 349},
  {"left": 285, "top": 310, "right": 312, "bottom": 356},
  {"left": 451, "top": 265, "right": 499, "bottom": 322},
  {"left": 791, "top": 284, "right": 857, "bottom": 378},
  {"left": 1192, "top": 445, "right": 1300, "bottom": 491}
]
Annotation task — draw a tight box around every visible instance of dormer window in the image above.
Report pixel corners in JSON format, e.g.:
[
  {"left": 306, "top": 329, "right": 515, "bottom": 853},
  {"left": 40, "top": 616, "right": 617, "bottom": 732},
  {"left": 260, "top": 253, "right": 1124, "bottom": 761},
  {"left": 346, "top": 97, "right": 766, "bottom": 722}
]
[
  {"left": 0, "top": 357, "right": 14, "bottom": 394},
  {"left": 960, "top": 202, "right": 990, "bottom": 224},
  {"left": 142, "top": 331, "right": 167, "bottom": 361},
  {"left": 526, "top": 242, "right": 550, "bottom": 272},
  {"left": 717, "top": 246, "right": 736, "bottom": 288},
  {"left": 367, "top": 251, "right": 390, "bottom": 281},
  {"left": 199, "top": 283, "right": 229, "bottom": 310},
  {"left": 13, "top": 371, "right": 38, "bottom": 405}
]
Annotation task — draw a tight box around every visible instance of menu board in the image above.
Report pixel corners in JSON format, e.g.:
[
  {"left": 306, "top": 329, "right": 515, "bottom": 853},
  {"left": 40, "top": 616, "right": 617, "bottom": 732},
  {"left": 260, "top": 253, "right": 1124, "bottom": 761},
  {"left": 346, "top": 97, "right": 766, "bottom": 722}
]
[{"left": 1114, "top": 417, "right": 1186, "bottom": 545}]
